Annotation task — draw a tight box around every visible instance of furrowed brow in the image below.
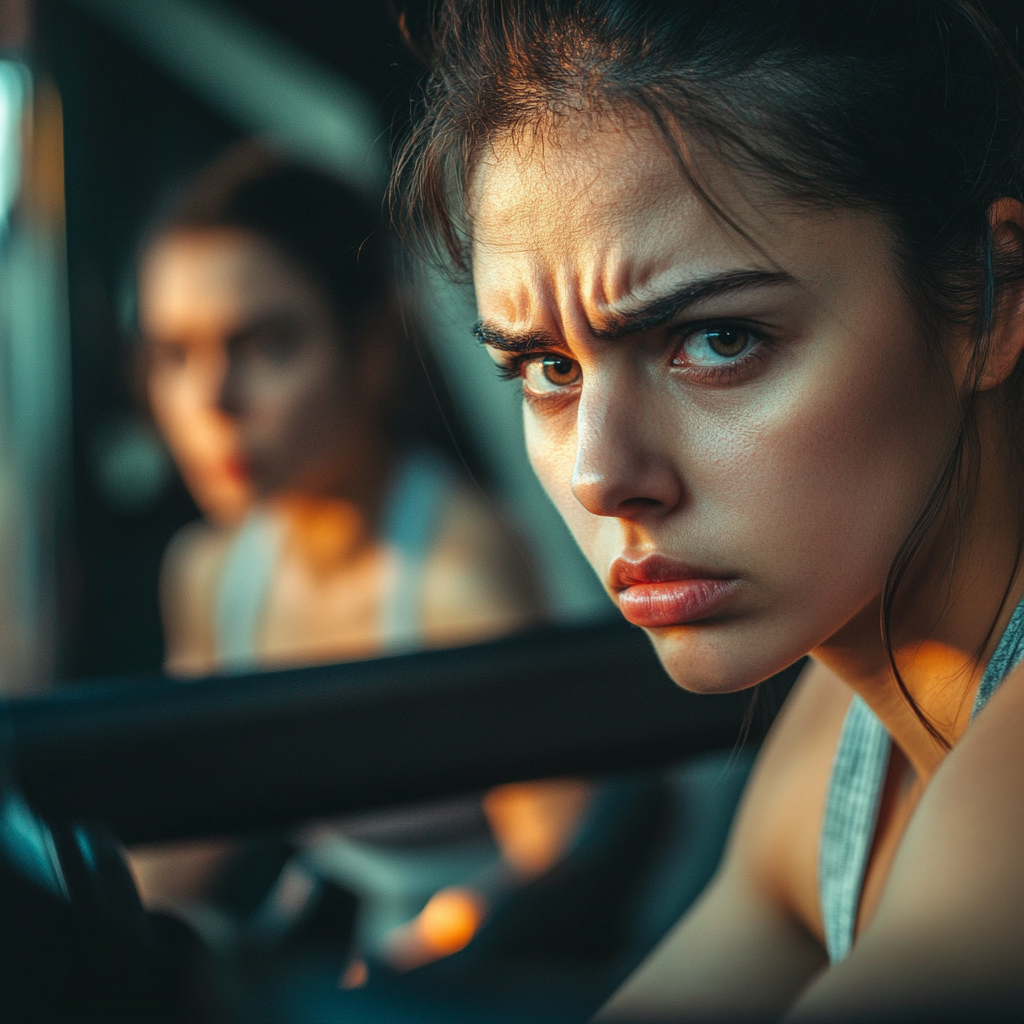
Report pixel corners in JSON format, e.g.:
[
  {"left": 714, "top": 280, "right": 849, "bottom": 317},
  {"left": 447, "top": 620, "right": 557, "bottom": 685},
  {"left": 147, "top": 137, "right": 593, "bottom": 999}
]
[
  {"left": 473, "top": 322, "right": 561, "bottom": 353},
  {"left": 593, "top": 269, "right": 795, "bottom": 338},
  {"left": 473, "top": 269, "right": 794, "bottom": 352}
]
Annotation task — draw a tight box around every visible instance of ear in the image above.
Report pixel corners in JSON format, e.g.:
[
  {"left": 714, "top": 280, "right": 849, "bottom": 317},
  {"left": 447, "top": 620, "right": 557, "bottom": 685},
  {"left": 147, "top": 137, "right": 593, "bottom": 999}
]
[{"left": 979, "top": 198, "right": 1024, "bottom": 391}]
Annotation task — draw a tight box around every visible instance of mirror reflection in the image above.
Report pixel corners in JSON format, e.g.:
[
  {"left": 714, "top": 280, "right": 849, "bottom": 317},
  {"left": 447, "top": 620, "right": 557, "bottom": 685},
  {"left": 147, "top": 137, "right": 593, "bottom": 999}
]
[{"left": 128, "top": 145, "right": 594, "bottom": 973}]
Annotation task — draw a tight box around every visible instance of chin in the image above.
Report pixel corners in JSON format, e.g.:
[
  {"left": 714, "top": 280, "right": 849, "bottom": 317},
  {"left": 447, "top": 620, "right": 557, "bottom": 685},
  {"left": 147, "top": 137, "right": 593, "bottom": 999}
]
[{"left": 643, "top": 621, "right": 800, "bottom": 696}]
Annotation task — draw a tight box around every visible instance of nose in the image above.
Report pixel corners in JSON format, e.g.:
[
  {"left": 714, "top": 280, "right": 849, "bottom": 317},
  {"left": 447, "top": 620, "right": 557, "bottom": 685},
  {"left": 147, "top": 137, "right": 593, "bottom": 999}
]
[
  {"left": 215, "top": 347, "right": 243, "bottom": 418},
  {"left": 570, "top": 369, "right": 684, "bottom": 521}
]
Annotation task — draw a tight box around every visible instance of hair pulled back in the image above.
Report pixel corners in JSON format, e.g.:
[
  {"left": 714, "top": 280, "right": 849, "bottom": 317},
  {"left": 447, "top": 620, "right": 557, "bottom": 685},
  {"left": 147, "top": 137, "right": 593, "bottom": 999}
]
[
  {"left": 153, "top": 145, "right": 390, "bottom": 343},
  {"left": 142, "top": 143, "right": 481, "bottom": 474},
  {"left": 394, "top": 0, "right": 1024, "bottom": 741}
]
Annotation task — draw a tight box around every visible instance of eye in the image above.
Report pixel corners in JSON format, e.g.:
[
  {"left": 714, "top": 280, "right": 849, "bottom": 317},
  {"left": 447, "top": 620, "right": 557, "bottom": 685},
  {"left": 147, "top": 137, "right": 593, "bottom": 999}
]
[
  {"left": 149, "top": 340, "right": 188, "bottom": 370},
  {"left": 244, "top": 326, "right": 302, "bottom": 364},
  {"left": 674, "top": 325, "right": 756, "bottom": 367},
  {"left": 522, "top": 355, "right": 581, "bottom": 393}
]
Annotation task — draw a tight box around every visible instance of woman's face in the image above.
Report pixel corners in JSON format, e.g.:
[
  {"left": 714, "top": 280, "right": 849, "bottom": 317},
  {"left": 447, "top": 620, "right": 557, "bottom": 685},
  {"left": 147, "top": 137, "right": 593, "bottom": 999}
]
[
  {"left": 471, "top": 116, "right": 959, "bottom": 692},
  {"left": 141, "top": 228, "right": 359, "bottom": 522}
]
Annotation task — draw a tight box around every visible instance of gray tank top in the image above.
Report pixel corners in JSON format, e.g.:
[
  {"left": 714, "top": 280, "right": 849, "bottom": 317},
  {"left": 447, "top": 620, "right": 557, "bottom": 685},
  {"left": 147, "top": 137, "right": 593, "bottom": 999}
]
[
  {"left": 818, "top": 594, "right": 1024, "bottom": 962},
  {"left": 214, "top": 448, "right": 451, "bottom": 671}
]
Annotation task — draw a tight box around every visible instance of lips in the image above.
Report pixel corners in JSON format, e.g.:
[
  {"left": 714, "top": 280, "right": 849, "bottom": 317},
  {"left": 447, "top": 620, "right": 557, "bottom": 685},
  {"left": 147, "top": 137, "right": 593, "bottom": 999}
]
[{"left": 609, "top": 555, "right": 739, "bottom": 628}]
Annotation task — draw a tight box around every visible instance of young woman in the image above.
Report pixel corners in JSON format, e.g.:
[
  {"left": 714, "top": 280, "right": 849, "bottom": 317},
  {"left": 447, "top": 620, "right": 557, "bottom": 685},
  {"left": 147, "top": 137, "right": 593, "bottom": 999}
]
[
  {"left": 395, "top": 1, "right": 1024, "bottom": 1017},
  {"left": 131, "top": 148, "right": 593, "bottom": 968},
  {"left": 139, "top": 147, "right": 538, "bottom": 674}
]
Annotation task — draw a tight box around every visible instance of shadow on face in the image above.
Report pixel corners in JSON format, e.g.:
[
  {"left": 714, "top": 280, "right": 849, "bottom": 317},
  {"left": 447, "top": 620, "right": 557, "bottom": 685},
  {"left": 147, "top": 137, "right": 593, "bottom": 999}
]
[
  {"left": 140, "top": 227, "right": 380, "bottom": 522},
  {"left": 470, "top": 114, "right": 959, "bottom": 694}
]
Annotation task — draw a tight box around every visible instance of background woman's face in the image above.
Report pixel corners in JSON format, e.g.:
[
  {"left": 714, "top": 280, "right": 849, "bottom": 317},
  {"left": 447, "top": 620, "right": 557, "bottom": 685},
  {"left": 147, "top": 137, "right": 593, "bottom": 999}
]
[
  {"left": 141, "top": 228, "right": 355, "bottom": 520},
  {"left": 471, "top": 116, "right": 959, "bottom": 692}
]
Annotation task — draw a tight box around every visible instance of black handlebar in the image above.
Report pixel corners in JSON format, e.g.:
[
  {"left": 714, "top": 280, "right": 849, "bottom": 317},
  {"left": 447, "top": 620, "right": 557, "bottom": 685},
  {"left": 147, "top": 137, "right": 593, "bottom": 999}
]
[{"left": 3, "top": 622, "right": 801, "bottom": 844}]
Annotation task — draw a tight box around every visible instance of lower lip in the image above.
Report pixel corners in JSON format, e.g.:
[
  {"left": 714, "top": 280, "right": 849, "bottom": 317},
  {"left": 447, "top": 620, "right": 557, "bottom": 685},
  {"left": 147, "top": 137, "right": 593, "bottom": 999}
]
[{"left": 617, "top": 578, "right": 739, "bottom": 628}]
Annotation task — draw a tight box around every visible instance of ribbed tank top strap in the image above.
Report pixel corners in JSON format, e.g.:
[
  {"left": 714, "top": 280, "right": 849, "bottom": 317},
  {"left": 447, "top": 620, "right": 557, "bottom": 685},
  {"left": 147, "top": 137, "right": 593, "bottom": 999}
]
[
  {"left": 214, "top": 509, "right": 284, "bottom": 673},
  {"left": 378, "top": 449, "right": 451, "bottom": 653},
  {"left": 972, "top": 595, "right": 1024, "bottom": 718},
  {"left": 819, "top": 591, "right": 1024, "bottom": 964},
  {"left": 818, "top": 696, "right": 891, "bottom": 962}
]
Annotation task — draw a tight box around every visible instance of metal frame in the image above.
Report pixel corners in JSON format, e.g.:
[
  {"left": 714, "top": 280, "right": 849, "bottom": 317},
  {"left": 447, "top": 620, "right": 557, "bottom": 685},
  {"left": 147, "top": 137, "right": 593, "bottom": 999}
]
[{"left": 4, "top": 622, "right": 801, "bottom": 844}]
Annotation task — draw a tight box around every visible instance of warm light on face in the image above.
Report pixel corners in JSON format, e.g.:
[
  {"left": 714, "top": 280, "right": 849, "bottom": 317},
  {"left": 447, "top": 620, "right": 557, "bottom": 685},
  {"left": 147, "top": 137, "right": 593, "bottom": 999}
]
[
  {"left": 140, "top": 228, "right": 354, "bottom": 519},
  {"left": 471, "top": 116, "right": 959, "bottom": 693}
]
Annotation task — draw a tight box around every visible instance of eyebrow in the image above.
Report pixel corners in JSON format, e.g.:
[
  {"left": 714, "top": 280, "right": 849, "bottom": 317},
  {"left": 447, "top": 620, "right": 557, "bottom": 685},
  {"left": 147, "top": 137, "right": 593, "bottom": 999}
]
[
  {"left": 226, "top": 310, "right": 306, "bottom": 348},
  {"left": 473, "top": 268, "right": 795, "bottom": 353}
]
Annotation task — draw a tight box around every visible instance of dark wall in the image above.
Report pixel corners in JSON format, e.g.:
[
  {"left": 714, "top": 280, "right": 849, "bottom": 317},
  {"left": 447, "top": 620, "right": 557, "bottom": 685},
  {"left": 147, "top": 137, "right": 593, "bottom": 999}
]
[{"left": 42, "top": 1, "right": 236, "bottom": 679}]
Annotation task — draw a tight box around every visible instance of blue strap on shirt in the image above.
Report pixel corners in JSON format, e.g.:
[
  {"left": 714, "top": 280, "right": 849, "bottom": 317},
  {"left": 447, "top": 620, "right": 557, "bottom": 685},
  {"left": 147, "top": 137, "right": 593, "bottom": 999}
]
[{"left": 818, "top": 593, "right": 1024, "bottom": 962}]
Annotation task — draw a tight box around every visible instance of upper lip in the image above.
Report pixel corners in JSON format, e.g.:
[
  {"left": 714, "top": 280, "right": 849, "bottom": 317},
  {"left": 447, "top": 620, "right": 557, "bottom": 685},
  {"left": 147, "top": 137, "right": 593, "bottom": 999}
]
[{"left": 608, "top": 554, "right": 731, "bottom": 592}]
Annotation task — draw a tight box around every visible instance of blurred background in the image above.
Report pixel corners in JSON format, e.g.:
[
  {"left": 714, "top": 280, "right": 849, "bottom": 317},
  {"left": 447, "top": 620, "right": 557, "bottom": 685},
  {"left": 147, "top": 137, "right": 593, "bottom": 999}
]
[
  {"left": 0, "top": 0, "right": 606, "bottom": 692},
  {"left": 1, "top": 0, "right": 612, "bottom": 691},
  {"left": 2, "top": 2, "right": 1019, "bottom": 1021}
]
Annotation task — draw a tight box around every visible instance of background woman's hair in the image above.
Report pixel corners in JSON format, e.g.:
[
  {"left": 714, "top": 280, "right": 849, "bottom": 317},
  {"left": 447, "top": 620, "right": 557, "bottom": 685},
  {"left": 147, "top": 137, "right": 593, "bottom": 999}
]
[
  {"left": 393, "top": 0, "right": 1024, "bottom": 742},
  {"left": 143, "top": 142, "right": 485, "bottom": 480}
]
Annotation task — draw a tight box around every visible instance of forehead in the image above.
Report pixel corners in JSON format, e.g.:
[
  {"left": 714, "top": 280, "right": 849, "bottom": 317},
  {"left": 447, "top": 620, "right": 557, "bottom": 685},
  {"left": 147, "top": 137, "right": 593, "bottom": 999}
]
[
  {"left": 139, "top": 228, "right": 318, "bottom": 333},
  {"left": 468, "top": 114, "right": 887, "bottom": 337},
  {"left": 472, "top": 115, "right": 702, "bottom": 246},
  {"left": 470, "top": 117, "right": 731, "bottom": 319}
]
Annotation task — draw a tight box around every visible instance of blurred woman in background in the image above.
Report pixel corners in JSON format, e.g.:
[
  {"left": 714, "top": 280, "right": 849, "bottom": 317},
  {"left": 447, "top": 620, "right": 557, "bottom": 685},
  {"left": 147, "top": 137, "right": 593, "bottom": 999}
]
[
  {"left": 128, "top": 146, "right": 590, "bottom": 971},
  {"left": 140, "top": 146, "right": 537, "bottom": 674}
]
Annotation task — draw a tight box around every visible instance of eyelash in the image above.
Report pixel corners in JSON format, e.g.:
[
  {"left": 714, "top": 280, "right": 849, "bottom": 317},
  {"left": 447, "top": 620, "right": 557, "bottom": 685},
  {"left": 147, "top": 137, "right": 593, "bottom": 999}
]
[
  {"left": 493, "top": 356, "right": 578, "bottom": 412},
  {"left": 494, "top": 356, "right": 533, "bottom": 384},
  {"left": 672, "top": 321, "right": 772, "bottom": 386},
  {"left": 491, "top": 320, "right": 773, "bottom": 392}
]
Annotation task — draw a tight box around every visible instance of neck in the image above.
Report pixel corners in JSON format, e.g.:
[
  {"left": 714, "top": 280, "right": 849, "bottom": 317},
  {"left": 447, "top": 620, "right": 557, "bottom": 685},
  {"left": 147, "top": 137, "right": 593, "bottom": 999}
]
[
  {"left": 270, "top": 494, "right": 369, "bottom": 577},
  {"left": 270, "top": 439, "right": 398, "bottom": 576},
  {"left": 812, "top": 401, "right": 1024, "bottom": 781}
]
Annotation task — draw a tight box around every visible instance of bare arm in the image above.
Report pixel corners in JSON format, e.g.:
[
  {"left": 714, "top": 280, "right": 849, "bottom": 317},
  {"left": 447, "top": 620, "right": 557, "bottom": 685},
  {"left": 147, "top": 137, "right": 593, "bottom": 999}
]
[
  {"left": 787, "top": 668, "right": 1024, "bottom": 1021},
  {"left": 597, "top": 866, "right": 826, "bottom": 1022},
  {"left": 159, "top": 521, "right": 228, "bottom": 677}
]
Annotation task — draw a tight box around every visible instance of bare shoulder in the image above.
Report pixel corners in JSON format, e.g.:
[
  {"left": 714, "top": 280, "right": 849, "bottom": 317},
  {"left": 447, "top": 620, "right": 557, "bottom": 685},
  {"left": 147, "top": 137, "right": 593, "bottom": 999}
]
[
  {"left": 420, "top": 479, "right": 543, "bottom": 645},
  {"left": 159, "top": 520, "right": 233, "bottom": 676},
  {"left": 790, "top": 666, "right": 1024, "bottom": 1019},
  {"left": 732, "top": 658, "right": 853, "bottom": 938}
]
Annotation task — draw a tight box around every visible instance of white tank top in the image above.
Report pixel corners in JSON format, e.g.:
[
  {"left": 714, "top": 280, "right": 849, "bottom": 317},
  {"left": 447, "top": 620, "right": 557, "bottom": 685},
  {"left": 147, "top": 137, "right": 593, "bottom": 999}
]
[{"left": 213, "top": 448, "right": 452, "bottom": 672}]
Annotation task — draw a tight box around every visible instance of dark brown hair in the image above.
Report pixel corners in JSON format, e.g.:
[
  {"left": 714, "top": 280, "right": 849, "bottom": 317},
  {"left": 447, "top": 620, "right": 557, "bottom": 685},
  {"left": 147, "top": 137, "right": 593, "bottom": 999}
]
[
  {"left": 394, "top": 0, "right": 1024, "bottom": 742},
  {"left": 141, "top": 143, "right": 484, "bottom": 478}
]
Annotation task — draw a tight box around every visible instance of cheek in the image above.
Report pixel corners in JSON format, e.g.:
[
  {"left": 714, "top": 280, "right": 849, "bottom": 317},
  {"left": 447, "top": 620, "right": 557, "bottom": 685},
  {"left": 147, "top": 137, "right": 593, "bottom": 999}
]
[
  {"left": 695, "top": 324, "right": 952, "bottom": 613},
  {"left": 149, "top": 375, "right": 213, "bottom": 457},
  {"left": 524, "top": 404, "right": 582, "bottom": 521},
  {"left": 268, "top": 355, "right": 348, "bottom": 452}
]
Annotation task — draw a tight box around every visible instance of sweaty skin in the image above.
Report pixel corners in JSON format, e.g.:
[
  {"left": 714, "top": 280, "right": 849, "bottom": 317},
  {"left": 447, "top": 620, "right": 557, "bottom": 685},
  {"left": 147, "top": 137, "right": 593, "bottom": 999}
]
[{"left": 470, "top": 113, "right": 1024, "bottom": 1018}]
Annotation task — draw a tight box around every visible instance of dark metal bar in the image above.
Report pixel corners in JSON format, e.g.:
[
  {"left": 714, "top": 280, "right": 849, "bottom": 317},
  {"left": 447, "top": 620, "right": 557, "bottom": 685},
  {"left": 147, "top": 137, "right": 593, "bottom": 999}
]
[{"left": 4, "top": 622, "right": 801, "bottom": 845}]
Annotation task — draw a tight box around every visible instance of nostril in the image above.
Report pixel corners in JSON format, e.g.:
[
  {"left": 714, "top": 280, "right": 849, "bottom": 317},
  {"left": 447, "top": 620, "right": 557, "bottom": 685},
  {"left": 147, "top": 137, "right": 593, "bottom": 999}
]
[
  {"left": 571, "top": 468, "right": 681, "bottom": 520},
  {"left": 618, "top": 496, "right": 662, "bottom": 513}
]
